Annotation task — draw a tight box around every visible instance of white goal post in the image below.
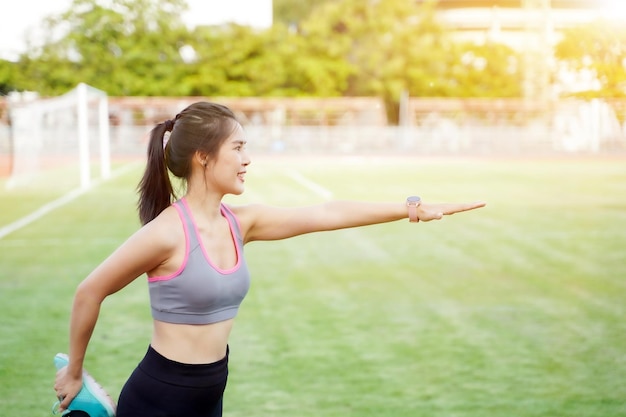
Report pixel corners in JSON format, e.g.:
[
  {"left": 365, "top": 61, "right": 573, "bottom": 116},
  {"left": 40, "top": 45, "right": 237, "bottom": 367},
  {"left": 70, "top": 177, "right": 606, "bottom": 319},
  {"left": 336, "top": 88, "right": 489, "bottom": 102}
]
[{"left": 6, "top": 83, "right": 111, "bottom": 189}]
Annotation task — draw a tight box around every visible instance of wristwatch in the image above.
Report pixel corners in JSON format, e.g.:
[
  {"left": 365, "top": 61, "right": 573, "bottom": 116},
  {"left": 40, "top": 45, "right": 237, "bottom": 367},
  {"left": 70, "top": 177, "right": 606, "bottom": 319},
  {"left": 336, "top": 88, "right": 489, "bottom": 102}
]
[{"left": 406, "top": 196, "right": 421, "bottom": 223}]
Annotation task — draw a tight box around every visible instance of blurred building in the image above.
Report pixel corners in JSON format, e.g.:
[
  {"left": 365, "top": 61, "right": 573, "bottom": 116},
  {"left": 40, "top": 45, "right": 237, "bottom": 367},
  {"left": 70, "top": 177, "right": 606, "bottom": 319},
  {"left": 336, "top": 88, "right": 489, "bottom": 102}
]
[{"left": 424, "top": 0, "right": 618, "bottom": 48}]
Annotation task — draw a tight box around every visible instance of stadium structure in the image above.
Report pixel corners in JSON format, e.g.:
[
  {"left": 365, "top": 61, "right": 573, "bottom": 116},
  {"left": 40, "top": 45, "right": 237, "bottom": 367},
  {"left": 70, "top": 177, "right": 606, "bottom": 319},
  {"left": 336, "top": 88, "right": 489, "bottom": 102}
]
[{"left": 421, "top": 0, "right": 621, "bottom": 42}]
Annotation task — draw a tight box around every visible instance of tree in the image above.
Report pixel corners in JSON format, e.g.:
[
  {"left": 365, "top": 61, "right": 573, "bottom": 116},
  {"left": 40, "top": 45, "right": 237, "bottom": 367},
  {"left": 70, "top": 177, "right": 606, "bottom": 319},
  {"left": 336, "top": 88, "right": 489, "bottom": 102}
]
[
  {"left": 4, "top": 0, "right": 525, "bottom": 110},
  {"left": 555, "top": 20, "right": 626, "bottom": 98},
  {"left": 298, "top": 0, "right": 524, "bottom": 121},
  {"left": 0, "top": 60, "right": 19, "bottom": 95},
  {"left": 183, "top": 23, "right": 291, "bottom": 96},
  {"left": 16, "top": 0, "right": 190, "bottom": 96},
  {"left": 450, "top": 41, "right": 522, "bottom": 98},
  {"left": 300, "top": 0, "right": 456, "bottom": 123},
  {"left": 273, "top": 0, "right": 337, "bottom": 26}
]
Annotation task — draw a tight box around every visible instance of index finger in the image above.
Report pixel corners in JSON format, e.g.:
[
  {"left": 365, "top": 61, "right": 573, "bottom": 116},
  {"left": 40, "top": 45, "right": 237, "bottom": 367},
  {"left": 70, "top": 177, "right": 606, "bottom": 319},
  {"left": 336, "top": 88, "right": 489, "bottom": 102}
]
[
  {"left": 441, "top": 201, "right": 486, "bottom": 215},
  {"left": 59, "top": 394, "right": 74, "bottom": 412}
]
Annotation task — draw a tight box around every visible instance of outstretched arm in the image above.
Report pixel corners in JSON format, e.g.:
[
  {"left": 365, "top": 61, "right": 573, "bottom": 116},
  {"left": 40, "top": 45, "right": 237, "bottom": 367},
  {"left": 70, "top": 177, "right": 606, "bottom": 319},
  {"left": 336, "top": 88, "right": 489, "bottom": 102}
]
[{"left": 235, "top": 199, "right": 485, "bottom": 243}]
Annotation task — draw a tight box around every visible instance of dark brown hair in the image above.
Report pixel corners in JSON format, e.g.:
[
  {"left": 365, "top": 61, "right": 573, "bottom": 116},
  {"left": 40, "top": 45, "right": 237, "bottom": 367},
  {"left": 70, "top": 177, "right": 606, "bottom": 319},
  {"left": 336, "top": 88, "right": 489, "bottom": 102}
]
[{"left": 137, "top": 102, "right": 237, "bottom": 225}]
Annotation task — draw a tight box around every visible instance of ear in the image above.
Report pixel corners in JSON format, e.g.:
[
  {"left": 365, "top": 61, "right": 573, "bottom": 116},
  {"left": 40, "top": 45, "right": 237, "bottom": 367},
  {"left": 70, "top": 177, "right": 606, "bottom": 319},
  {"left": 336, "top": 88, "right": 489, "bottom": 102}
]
[{"left": 194, "top": 151, "right": 208, "bottom": 166}]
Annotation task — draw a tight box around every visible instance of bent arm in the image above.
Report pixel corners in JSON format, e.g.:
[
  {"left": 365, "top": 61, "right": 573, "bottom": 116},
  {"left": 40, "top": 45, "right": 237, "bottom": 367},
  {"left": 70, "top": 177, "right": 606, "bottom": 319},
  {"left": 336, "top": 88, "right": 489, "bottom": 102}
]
[
  {"left": 57, "top": 217, "right": 177, "bottom": 410},
  {"left": 65, "top": 246, "right": 149, "bottom": 377}
]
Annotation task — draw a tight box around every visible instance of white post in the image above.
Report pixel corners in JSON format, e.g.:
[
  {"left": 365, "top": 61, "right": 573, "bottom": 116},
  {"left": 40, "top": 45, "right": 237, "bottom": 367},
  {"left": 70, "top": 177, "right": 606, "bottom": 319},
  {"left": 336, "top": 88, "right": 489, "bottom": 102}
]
[
  {"left": 399, "top": 89, "right": 411, "bottom": 149},
  {"left": 589, "top": 99, "right": 600, "bottom": 153},
  {"left": 98, "top": 97, "right": 111, "bottom": 179},
  {"left": 77, "top": 83, "right": 90, "bottom": 188}
]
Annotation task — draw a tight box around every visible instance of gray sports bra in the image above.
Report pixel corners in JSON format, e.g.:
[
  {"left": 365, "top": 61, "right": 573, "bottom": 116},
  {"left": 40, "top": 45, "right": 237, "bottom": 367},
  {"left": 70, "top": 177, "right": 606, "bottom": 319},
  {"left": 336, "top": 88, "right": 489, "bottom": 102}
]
[{"left": 148, "top": 198, "right": 250, "bottom": 325}]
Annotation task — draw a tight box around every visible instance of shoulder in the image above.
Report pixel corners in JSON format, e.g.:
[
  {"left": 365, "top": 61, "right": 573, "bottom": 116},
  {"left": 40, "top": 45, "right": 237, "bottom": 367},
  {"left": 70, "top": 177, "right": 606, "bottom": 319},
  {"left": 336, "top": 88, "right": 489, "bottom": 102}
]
[
  {"left": 93, "top": 205, "right": 186, "bottom": 280},
  {"left": 135, "top": 204, "right": 184, "bottom": 251},
  {"left": 221, "top": 203, "right": 292, "bottom": 243},
  {"left": 222, "top": 203, "right": 267, "bottom": 223},
  {"left": 221, "top": 203, "right": 261, "bottom": 241}
]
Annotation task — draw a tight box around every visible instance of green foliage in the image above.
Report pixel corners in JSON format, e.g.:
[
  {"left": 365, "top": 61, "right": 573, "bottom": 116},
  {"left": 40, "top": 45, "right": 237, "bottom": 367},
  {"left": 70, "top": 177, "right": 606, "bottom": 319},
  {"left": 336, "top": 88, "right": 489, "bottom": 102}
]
[
  {"left": 451, "top": 42, "right": 522, "bottom": 98},
  {"left": 297, "top": 0, "right": 522, "bottom": 122},
  {"left": 0, "top": 59, "right": 18, "bottom": 95},
  {"left": 555, "top": 19, "right": 626, "bottom": 98},
  {"left": 15, "top": 0, "right": 190, "bottom": 96},
  {"left": 183, "top": 23, "right": 317, "bottom": 97},
  {"left": 273, "top": 0, "right": 336, "bottom": 26},
  {"left": 300, "top": 0, "right": 456, "bottom": 122},
  {"left": 4, "top": 0, "right": 526, "bottom": 113},
  {"left": 12, "top": 0, "right": 626, "bottom": 105}
]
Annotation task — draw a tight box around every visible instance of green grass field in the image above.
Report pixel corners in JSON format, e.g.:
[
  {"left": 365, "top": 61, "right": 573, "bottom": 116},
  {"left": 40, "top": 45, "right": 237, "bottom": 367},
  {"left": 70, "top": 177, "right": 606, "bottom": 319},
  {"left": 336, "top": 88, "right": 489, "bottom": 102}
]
[{"left": 1, "top": 155, "right": 625, "bottom": 417}]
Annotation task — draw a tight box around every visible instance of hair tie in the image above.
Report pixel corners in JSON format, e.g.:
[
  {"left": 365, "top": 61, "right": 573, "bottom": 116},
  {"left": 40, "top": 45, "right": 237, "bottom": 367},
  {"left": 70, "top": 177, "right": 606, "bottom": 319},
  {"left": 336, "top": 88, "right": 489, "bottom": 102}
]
[{"left": 164, "top": 119, "right": 175, "bottom": 132}]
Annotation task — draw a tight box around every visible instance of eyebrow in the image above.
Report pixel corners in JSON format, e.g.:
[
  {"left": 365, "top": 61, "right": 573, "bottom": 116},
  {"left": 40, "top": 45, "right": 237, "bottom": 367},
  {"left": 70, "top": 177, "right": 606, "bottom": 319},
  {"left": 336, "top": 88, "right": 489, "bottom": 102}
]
[{"left": 231, "top": 139, "right": 247, "bottom": 145}]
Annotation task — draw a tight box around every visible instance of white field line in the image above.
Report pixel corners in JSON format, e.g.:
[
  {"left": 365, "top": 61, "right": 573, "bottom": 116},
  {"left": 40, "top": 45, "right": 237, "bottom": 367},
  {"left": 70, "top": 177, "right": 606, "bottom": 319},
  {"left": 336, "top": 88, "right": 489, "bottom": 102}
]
[
  {"left": 285, "top": 170, "right": 333, "bottom": 200},
  {"left": 285, "top": 170, "right": 389, "bottom": 261},
  {"left": 0, "top": 237, "right": 124, "bottom": 247},
  {"left": 0, "top": 162, "right": 140, "bottom": 240}
]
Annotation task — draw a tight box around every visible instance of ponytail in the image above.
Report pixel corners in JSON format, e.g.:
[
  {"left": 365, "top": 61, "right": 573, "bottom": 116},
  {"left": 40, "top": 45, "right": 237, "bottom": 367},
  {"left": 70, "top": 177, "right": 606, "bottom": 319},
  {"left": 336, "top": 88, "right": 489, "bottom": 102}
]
[{"left": 137, "top": 122, "right": 175, "bottom": 225}]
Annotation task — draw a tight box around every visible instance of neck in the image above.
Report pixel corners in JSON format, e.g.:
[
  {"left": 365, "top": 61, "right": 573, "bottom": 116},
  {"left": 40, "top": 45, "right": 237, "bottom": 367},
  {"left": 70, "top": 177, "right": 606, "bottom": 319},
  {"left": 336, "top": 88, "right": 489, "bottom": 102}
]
[{"left": 183, "top": 192, "right": 223, "bottom": 220}]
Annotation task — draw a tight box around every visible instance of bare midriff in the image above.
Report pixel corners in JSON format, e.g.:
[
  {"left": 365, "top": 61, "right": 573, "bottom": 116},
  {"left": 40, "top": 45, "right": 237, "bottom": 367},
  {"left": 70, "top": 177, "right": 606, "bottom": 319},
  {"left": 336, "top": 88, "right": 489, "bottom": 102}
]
[{"left": 150, "top": 318, "right": 234, "bottom": 364}]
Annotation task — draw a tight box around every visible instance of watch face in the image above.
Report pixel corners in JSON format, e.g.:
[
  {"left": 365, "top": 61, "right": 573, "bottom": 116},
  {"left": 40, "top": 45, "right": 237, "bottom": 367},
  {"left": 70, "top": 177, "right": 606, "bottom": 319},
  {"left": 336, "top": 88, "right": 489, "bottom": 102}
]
[{"left": 407, "top": 196, "right": 421, "bottom": 204}]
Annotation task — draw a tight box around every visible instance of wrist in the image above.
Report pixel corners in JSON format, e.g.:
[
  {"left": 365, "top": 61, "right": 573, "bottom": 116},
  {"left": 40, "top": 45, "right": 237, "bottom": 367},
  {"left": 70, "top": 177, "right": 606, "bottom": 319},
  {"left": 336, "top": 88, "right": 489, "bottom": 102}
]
[
  {"left": 406, "top": 196, "right": 421, "bottom": 222},
  {"left": 67, "top": 364, "right": 83, "bottom": 379}
]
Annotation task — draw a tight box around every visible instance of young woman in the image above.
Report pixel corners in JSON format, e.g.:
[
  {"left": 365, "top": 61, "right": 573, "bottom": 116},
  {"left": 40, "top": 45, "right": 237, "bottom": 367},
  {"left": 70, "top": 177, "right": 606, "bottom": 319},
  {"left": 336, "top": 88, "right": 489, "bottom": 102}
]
[{"left": 54, "top": 101, "right": 485, "bottom": 417}]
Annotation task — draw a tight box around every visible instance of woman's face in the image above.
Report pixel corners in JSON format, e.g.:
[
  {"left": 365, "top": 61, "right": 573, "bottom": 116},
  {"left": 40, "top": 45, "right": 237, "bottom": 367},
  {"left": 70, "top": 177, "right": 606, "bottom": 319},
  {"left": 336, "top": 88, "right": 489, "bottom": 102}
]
[{"left": 207, "top": 123, "right": 251, "bottom": 196}]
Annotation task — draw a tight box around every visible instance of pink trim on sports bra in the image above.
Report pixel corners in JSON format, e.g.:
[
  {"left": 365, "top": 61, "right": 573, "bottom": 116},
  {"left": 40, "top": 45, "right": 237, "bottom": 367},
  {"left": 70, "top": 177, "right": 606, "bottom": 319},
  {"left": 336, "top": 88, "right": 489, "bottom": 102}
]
[
  {"left": 221, "top": 204, "right": 244, "bottom": 239},
  {"left": 181, "top": 198, "right": 241, "bottom": 274},
  {"left": 147, "top": 203, "right": 191, "bottom": 283}
]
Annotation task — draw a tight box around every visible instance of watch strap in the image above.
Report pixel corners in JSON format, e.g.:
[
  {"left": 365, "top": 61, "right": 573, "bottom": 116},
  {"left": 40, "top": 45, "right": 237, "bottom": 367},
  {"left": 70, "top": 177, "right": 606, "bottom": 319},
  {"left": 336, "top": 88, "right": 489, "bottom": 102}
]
[{"left": 406, "top": 196, "right": 421, "bottom": 223}]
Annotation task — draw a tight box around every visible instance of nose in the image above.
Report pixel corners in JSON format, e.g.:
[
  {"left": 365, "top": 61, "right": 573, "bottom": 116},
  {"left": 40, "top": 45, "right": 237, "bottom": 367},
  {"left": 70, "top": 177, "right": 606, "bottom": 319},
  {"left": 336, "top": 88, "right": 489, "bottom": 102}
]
[{"left": 242, "top": 150, "right": 251, "bottom": 166}]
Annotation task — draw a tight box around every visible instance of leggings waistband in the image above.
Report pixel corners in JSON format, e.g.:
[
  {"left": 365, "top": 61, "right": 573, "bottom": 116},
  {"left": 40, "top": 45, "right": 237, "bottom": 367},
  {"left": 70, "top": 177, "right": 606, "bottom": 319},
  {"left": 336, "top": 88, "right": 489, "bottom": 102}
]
[{"left": 138, "top": 345, "right": 229, "bottom": 387}]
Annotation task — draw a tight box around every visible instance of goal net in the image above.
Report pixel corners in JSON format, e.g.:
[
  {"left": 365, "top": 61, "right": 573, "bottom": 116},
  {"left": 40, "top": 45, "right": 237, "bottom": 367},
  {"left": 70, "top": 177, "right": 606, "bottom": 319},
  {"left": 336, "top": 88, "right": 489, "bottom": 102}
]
[{"left": 6, "top": 83, "right": 110, "bottom": 190}]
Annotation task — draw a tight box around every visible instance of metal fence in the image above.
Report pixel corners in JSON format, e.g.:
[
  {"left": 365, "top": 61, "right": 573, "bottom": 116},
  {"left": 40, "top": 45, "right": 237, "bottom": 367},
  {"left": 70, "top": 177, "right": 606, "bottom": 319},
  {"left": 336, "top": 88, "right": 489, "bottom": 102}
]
[{"left": 2, "top": 97, "right": 625, "bottom": 164}]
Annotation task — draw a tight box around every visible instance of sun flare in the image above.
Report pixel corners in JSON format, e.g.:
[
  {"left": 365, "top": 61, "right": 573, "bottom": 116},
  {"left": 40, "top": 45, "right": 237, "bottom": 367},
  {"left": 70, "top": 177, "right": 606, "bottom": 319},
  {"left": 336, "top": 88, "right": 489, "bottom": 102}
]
[{"left": 601, "top": 0, "right": 626, "bottom": 20}]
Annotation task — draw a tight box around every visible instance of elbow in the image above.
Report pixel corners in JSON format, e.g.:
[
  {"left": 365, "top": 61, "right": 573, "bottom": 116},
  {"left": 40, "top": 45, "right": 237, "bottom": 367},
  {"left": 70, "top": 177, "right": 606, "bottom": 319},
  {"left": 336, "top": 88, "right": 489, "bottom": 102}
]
[{"left": 74, "top": 280, "right": 107, "bottom": 307}]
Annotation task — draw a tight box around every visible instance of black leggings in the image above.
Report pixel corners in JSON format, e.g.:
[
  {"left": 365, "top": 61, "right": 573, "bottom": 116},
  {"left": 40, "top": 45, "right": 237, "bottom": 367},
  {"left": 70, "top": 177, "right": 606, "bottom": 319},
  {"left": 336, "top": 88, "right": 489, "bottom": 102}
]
[{"left": 116, "top": 346, "right": 228, "bottom": 417}]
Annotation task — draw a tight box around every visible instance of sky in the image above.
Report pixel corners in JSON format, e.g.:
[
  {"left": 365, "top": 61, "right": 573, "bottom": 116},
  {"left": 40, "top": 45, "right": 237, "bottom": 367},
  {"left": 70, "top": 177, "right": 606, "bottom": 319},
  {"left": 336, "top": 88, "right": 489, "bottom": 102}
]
[{"left": 0, "top": 0, "right": 273, "bottom": 61}]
